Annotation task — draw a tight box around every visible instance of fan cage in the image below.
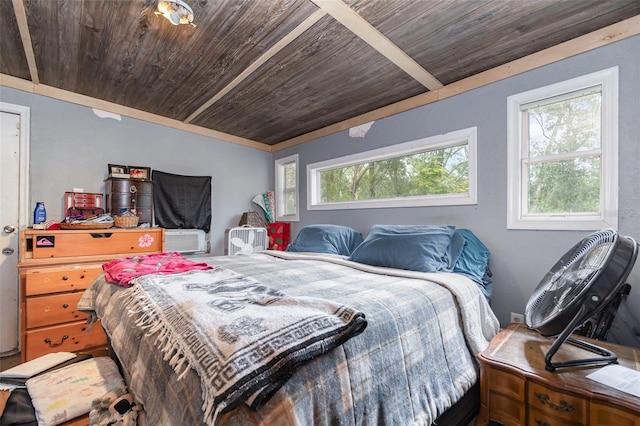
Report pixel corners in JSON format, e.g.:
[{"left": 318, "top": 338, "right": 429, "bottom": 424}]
[
  {"left": 525, "top": 229, "right": 618, "bottom": 331},
  {"left": 524, "top": 229, "right": 638, "bottom": 371},
  {"left": 227, "top": 226, "right": 267, "bottom": 256}
]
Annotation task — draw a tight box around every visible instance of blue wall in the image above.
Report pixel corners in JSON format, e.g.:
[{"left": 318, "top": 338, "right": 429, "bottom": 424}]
[
  {"left": 276, "top": 35, "right": 640, "bottom": 346},
  {"left": 2, "top": 35, "right": 638, "bottom": 346},
  {"left": 0, "top": 86, "right": 272, "bottom": 254}
]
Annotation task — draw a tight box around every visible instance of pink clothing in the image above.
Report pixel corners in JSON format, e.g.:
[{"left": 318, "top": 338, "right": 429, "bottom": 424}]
[{"left": 103, "top": 252, "right": 213, "bottom": 287}]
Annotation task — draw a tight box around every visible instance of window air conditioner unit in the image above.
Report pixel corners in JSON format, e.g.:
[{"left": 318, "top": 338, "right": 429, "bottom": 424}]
[{"left": 164, "top": 229, "right": 207, "bottom": 253}]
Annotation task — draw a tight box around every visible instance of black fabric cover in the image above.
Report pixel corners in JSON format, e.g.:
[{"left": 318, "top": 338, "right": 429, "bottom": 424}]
[
  {"left": 0, "top": 388, "right": 37, "bottom": 426},
  {"left": 152, "top": 170, "right": 212, "bottom": 232}
]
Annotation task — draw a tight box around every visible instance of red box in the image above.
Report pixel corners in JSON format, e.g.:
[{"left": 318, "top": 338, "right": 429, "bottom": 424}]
[{"left": 267, "top": 222, "right": 290, "bottom": 251}]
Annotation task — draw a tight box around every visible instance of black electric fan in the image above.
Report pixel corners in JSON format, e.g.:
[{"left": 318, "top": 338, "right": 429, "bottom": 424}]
[{"left": 525, "top": 228, "right": 638, "bottom": 371}]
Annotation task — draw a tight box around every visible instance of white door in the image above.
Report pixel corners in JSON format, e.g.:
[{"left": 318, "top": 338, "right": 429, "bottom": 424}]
[{"left": 0, "top": 105, "right": 29, "bottom": 356}]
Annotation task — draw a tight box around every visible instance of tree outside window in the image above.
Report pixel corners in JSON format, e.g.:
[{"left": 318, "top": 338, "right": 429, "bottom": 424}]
[
  {"left": 308, "top": 127, "right": 477, "bottom": 210},
  {"left": 507, "top": 67, "right": 618, "bottom": 230}
]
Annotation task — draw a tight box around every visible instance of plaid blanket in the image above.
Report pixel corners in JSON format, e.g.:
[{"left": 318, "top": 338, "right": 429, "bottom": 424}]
[
  {"left": 79, "top": 252, "right": 499, "bottom": 425},
  {"left": 121, "top": 267, "right": 366, "bottom": 422}
]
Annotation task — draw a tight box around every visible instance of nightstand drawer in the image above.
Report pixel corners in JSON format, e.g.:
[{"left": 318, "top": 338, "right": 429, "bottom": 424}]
[
  {"left": 528, "top": 407, "right": 579, "bottom": 426},
  {"left": 25, "top": 265, "right": 103, "bottom": 296},
  {"left": 528, "top": 381, "right": 587, "bottom": 423},
  {"left": 490, "top": 367, "right": 525, "bottom": 400},
  {"left": 591, "top": 402, "right": 640, "bottom": 426},
  {"left": 25, "top": 320, "right": 107, "bottom": 361},
  {"left": 490, "top": 391, "right": 525, "bottom": 426},
  {"left": 26, "top": 292, "right": 88, "bottom": 328}
]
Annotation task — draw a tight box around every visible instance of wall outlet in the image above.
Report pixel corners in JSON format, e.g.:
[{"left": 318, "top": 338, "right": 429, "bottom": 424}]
[{"left": 510, "top": 312, "right": 525, "bottom": 324}]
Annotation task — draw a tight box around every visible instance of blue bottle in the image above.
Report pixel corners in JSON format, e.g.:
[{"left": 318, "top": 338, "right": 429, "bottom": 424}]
[{"left": 34, "top": 202, "right": 47, "bottom": 225}]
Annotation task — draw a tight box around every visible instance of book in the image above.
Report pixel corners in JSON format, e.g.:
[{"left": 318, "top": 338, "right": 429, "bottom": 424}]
[{"left": 0, "top": 352, "right": 77, "bottom": 380}]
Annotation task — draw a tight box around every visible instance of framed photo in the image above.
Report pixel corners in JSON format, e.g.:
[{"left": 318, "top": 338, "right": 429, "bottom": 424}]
[
  {"left": 128, "top": 166, "right": 151, "bottom": 180},
  {"left": 108, "top": 164, "right": 128, "bottom": 175}
]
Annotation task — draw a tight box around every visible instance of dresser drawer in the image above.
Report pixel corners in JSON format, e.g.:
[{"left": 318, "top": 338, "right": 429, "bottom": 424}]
[
  {"left": 25, "top": 264, "right": 103, "bottom": 296},
  {"left": 26, "top": 292, "right": 88, "bottom": 328},
  {"left": 590, "top": 402, "right": 640, "bottom": 426},
  {"left": 528, "top": 407, "right": 580, "bottom": 426},
  {"left": 490, "top": 367, "right": 525, "bottom": 400},
  {"left": 528, "top": 381, "right": 587, "bottom": 423},
  {"left": 489, "top": 391, "right": 525, "bottom": 426},
  {"left": 24, "top": 320, "right": 107, "bottom": 361},
  {"left": 30, "top": 228, "right": 163, "bottom": 259}
]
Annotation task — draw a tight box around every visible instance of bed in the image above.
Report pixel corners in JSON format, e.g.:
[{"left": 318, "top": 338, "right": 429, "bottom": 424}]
[{"left": 78, "top": 224, "right": 499, "bottom": 425}]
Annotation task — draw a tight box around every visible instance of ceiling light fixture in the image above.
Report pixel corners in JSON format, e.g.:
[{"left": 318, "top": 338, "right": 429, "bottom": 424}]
[{"left": 156, "top": 0, "right": 195, "bottom": 26}]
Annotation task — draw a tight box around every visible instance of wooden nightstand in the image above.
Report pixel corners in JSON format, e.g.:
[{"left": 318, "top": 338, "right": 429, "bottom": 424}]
[{"left": 476, "top": 323, "right": 640, "bottom": 426}]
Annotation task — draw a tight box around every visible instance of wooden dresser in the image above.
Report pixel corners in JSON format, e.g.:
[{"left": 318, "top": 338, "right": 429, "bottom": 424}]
[
  {"left": 18, "top": 228, "right": 165, "bottom": 362},
  {"left": 476, "top": 323, "right": 640, "bottom": 426}
]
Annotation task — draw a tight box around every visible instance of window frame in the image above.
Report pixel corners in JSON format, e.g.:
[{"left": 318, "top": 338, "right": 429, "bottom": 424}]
[
  {"left": 275, "top": 153, "right": 299, "bottom": 222},
  {"left": 307, "top": 127, "right": 477, "bottom": 210},
  {"left": 506, "top": 67, "right": 618, "bottom": 230}
]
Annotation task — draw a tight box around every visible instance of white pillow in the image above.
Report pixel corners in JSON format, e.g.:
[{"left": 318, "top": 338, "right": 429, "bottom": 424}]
[{"left": 26, "top": 357, "right": 125, "bottom": 426}]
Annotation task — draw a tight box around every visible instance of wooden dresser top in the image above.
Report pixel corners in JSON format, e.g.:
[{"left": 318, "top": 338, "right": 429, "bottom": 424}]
[{"left": 479, "top": 323, "right": 640, "bottom": 412}]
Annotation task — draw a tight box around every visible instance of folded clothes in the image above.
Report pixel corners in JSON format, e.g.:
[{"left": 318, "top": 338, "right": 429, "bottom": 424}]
[{"left": 102, "top": 251, "right": 214, "bottom": 287}]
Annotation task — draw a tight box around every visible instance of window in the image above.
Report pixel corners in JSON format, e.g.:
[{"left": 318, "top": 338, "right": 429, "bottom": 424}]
[
  {"left": 507, "top": 67, "right": 618, "bottom": 230},
  {"left": 308, "top": 127, "right": 477, "bottom": 210},
  {"left": 275, "top": 154, "right": 299, "bottom": 221}
]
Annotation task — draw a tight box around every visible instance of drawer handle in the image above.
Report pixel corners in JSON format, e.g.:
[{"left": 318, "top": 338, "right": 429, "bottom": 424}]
[
  {"left": 90, "top": 233, "right": 113, "bottom": 238},
  {"left": 534, "top": 392, "right": 576, "bottom": 412},
  {"left": 44, "top": 335, "right": 68, "bottom": 347},
  {"left": 62, "top": 303, "right": 69, "bottom": 309},
  {"left": 62, "top": 275, "right": 69, "bottom": 281},
  {"left": 535, "top": 419, "right": 550, "bottom": 426}
]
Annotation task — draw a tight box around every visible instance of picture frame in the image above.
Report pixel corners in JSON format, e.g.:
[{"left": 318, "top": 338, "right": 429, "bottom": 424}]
[
  {"left": 108, "top": 164, "right": 128, "bottom": 175},
  {"left": 128, "top": 166, "right": 151, "bottom": 180}
]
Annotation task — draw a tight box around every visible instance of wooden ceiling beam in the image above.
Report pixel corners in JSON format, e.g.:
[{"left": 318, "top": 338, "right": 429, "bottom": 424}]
[
  {"left": 311, "top": 0, "right": 443, "bottom": 91},
  {"left": 184, "top": 8, "right": 327, "bottom": 124},
  {"left": 12, "top": 0, "right": 39, "bottom": 84}
]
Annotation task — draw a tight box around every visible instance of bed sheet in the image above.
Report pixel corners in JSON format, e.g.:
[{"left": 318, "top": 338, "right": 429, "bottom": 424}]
[{"left": 78, "top": 251, "right": 499, "bottom": 425}]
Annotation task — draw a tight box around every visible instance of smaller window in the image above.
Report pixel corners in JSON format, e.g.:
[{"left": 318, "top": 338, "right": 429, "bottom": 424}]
[
  {"left": 507, "top": 67, "right": 618, "bottom": 230},
  {"left": 275, "top": 154, "right": 299, "bottom": 221}
]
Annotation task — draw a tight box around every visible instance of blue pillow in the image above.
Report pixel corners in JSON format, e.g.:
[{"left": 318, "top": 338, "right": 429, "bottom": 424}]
[
  {"left": 286, "top": 224, "right": 364, "bottom": 256},
  {"left": 454, "top": 229, "right": 492, "bottom": 299},
  {"left": 453, "top": 229, "right": 491, "bottom": 281},
  {"left": 347, "top": 225, "right": 464, "bottom": 273}
]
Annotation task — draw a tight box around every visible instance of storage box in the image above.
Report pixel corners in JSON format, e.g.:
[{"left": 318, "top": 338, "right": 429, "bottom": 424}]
[
  {"left": 65, "top": 192, "right": 105, "bottom": 219},
  {"left": 267, "top": 222, "right": 290, "bottom": 251},
  {"left": 64, "top": 192, "right": 103, "bottom": 210}
]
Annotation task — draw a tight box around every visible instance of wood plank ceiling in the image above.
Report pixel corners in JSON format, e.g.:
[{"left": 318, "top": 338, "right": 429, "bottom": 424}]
[{"left": 1, "top": 0, "right": 639, "bottom": 151}]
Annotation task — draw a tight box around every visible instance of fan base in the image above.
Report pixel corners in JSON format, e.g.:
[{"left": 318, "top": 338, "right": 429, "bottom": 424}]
[{"left": 545, "top": 336, "right": 617, "bottom": 372}]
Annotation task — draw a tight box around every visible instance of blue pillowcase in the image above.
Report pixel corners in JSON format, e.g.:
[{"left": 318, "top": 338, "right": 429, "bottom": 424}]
[
  {"left": 454, "top": 229, "right": 491, "bottom": 281},
  {"left": 286, "top": 224, "right": 364, "bottom": 256},
  {"left": 287, "top": 224, "right": 492, "bottom": 300},
  {"left": 347, "top": 225, "right": 465, "bottom": 273},
  {"left": 454, "top": 229, "right": 492, "bottom": 300}
]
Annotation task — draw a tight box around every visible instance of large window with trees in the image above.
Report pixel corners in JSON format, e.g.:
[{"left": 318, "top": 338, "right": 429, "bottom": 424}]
[
  {"left": 307, "top": 127, "right": 477, "bottom": 210},
  {"left": 507, "top": 67, "right": 618, "bottom": 230}
]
